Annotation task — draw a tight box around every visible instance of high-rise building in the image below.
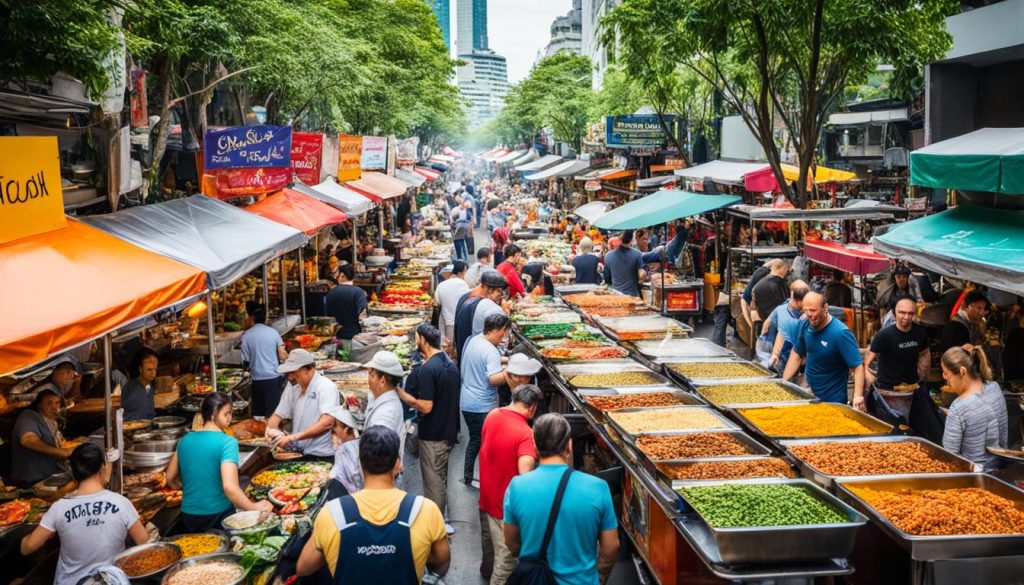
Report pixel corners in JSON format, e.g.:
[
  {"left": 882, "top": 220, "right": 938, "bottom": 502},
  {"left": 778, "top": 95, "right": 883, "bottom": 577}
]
[
  {"left": 581, "top": 0, "right": 621, "bottom": 89},
  {"left": 457, "top": 0, "right": 489, "bottom": 54},
  {"left": 458, "top": 50, "right": 509, "bottom": 128},
  {"left": 431, "top": 0, "right": 451, "bottom": 52},
  {"left": 544, "top": 0, "right": 584, "bottom": 58}
]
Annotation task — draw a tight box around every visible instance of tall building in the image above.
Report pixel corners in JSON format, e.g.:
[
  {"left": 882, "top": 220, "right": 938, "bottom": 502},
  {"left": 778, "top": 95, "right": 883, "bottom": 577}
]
[
  {"left": 457, "top": 0, "right": 489, "bottom": 54},
  {"left": 581, "top": 0, "right": 621, "bottom": 89},
  {"left": 431, "top": 0, "right": 451, "bottom": 53},
  {"left": 544, "top": 0, "right": 584, "bottom": 58},
  {"left": 458, "top": 50, "right": 509, "bottom": 128}
]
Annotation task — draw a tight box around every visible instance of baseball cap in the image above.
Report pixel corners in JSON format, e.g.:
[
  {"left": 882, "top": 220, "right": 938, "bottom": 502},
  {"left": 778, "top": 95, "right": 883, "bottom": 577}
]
[
  {"left": 277, "top": 349, "right": 316, "bottom": 374},
  {"left": 481, "top": 271, "right": 509, "bottom": 289},
  {"left": 325, "top": 406, "right": 361, "bottom": 435},
  {"left": 506, "top": 353, "right": 543, "bottom": 376},
  {"left": 362, "top": 350, "right": 405, "bottom": 377}
]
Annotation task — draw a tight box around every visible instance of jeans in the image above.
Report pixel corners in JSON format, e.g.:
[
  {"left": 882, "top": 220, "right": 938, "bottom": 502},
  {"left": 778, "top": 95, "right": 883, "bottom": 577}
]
[
  {"left": 419, "top": 439, "right": 453, "bottom": 515},
  {"left": 486, "top": 513, "right": 517, "bottom": 585},
  {"left": 454, "top": 238, "right": 468, "bottom": 262},
  {"left": 462, "top": 410, "right": 488, "bottom": 481},
  {"left": 712, "top": 304, "right": 730, "bottom": 347}
]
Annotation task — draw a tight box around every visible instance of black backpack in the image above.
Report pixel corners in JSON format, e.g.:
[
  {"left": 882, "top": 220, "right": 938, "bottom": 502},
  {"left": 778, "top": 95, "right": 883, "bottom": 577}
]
[{"left": 505, "top": 468, "right": 573, "bottom": 585}]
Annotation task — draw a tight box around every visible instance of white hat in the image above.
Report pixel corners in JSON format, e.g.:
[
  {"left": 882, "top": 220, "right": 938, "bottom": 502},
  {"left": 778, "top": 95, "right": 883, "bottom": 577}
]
[
  {"left": 277, "top": 349, "right": 316, "bottom": 373},
  {"left": 507, "top": 353, "right": 543, "bottom": 377},
  {"left": 361, "top": 350, "right": 405, "bottom": 377},
  {"left": 326, "top": 406, "right": 361, "bottom": 435}
]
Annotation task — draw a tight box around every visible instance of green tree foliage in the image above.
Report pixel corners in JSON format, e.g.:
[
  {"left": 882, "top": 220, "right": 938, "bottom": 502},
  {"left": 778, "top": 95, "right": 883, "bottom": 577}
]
[
  {"left": 591, "top": 68, "right": 646, "bottom": 118},
  {"left": 605, "top": 0, "right": 957, "bottom": 207}
]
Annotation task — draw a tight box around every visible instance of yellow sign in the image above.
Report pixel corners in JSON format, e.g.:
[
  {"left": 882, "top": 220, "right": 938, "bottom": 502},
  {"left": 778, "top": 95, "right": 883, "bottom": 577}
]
[
  {"left": 337, "top": 134, "right": 362, "bottom": 182},
  {"left": 0, "top": 136, "right": 66, "bottom": 244}
]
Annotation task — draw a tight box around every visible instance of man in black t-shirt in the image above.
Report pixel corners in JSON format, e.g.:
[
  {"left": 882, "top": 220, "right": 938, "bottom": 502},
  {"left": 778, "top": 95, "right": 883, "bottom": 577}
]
[
  {"left": 326, "top": 264, "right": 368, "bottom": 343},
  {"left": 572, "top": 239, "right": 602, "bottom": 285},
  {"left": 398, "top": 324, "right": 461, "bottom": 535},
  {"left": 865, "top": 298, "right": 930, "bottom": 390}
]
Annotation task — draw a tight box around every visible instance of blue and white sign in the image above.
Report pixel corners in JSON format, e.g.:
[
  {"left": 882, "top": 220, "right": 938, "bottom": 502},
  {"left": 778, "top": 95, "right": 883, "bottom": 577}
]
[
  {"left": 204, "top": 125, "right": 293, "bottom": 170},
  {"left": 605, "top": 114, "right": 678, "bottom": 149}
]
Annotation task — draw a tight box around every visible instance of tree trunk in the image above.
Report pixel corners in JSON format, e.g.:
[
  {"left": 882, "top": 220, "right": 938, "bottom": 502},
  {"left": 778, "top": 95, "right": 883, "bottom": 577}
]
[
  {"left": 655, "top": 110, "right": 690, "bottom": 166},
  {"left": 145, "top": 55, "right": 174, "bottom": 200}
]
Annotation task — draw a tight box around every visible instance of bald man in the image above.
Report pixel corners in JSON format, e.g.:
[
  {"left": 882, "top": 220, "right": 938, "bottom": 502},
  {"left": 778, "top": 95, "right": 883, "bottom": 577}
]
[{"left": 782, "top": 291, "right": 865, "bottom": 408}]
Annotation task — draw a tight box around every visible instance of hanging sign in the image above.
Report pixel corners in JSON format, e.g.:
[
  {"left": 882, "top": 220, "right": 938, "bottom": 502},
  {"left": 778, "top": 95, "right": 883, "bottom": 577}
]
[
  {"left": 204, "top": 125, "right": 293, "bottom": 170},
  {"left": 397, "top": 137, "right": 419, "bottom": 167},
  {"left": 213, "top": 167, "right": 290, "bottom": 199},
  {"left": 290, "top": 132, "right": 323, "bottom": 185},
  {"left": 585, "top": 180, "right": 602, "bottom": 192},
  {"left": 361, "top": 136, "right": 387, "bottom": 170},
  {"left": 0, "top": 136, "right": 66, "bottom": 244},
  {"left": 337, "top": 134, "right": 362, "bottom": 181},
  {"left": 605, "top": 114, "right": 678, "bottom": 149}
]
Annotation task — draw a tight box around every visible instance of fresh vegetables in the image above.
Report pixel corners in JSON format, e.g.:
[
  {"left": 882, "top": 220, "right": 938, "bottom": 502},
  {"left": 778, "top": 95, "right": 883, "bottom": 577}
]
[
  {"left": 680, "top": 484, "right": 847, "bottom": 527},
  {"left": 518, "top": 322, "right": 578, "bottom": 340}
]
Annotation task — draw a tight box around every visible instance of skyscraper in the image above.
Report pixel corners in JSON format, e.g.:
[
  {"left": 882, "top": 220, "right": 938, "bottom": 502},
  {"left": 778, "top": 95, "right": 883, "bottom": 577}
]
[
  {"left": 455, "top": 0, "right": 507, "bottom": 127},
  {"left": 544, "top": 0, "right": 583, "bottom": 58},
  {"left": 457, "top": 0, "right": 489, "bottom": 54},
  {"left": 431, "top": 0, "right": 451, "bottom": 52}
]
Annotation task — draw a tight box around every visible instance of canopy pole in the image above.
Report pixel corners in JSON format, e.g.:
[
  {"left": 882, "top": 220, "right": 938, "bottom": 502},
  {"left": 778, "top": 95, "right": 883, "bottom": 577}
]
[
  {"left": 103, "top": 334, "right": 113, "bottom": 454},
  {"left": 378, "top": 207, "right": 384, "bottom": 248},
  {"left": 299, "top": 247, "right": 307, "bottom": 323},
  {"left": 352, "top": 218, "right": 358, "bottom": 266},
  {"left": 661, "top": 224, "right": 667, "bottom": 316},
  {"left": 281, "top": 255, "right": 288, "bottom": 322},
  {"left": 262, "top": 263, "right": 271, "bottom": 311},
  {"left": 207, "top": 291, "right": 218, "bottom": 393}
]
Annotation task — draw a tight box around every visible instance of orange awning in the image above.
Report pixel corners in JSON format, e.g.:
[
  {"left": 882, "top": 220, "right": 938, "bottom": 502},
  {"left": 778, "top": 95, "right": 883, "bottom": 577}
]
[
  {"left": 650, "top": 164, "right": 684, "bottom": 172},
  {"left": 0, "top": 219, "right": 207, "bottom": 375},
  {"left": 599, "top": 169, "right": 638, "bottom": 181},
  {"left": 344, "top": 171, "right": 412, "bottom": 202},
  {"left": 245, "top": 189, "right": 348, "bottom": 234}
]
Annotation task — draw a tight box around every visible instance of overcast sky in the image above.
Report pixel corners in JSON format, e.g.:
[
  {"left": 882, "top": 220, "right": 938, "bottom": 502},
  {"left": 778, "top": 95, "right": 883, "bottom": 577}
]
[{"left": 450, "top": 0, "right": 572, "bottom": 83}]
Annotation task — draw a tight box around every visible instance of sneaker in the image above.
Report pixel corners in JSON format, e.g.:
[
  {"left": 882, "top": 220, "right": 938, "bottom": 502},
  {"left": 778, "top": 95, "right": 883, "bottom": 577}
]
[
  {"left": 445, "top": 523, "right": 456, "bottom": 535},
  {"left": 471, "top": 478, "right": 480, "bottom": 489}
]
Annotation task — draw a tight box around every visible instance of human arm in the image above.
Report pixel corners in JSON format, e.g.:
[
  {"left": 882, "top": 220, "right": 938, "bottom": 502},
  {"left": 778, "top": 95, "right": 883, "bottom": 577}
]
[
  {"left": 503, "top": 522, "right": 521, "bottom": 556},
  {"left": 277, "top": 344, "right": 288, "bottom": 362},
  {"left": 127, "top": 519, "right": 149, "bottom": 545},
  {"left": 850, "top": 364, "right": 866, "bottom": 411},
  {"left": 840, "top": 330, "right": 866, "bottom": 410},
  {"left": 277, "top": 414, "right": 334, "bottom": 449},
  {"left": 20, "top": 525, "right": 55, "bottom": 556},
  {"left": 487, "top": 348, "right": 506, "bottom": 386},
  {"left": 427, "top": 533, "right": 451, "bottom": 576},
  {"left": 265, "top": 413, "right": 286, "bottom": 439},
  {"left": 221, "top": 461, "right": 273, "bottom": 512},
  {"left": 603, "top": 260, "right": 611, "bottom": 285},
  {"left": 782, "top": 350, "right": 803, "bottom": 382},
  {"left": 770, "top": 332, "right": 786, "bottom": 368},
  {"left": 296, "top": 537, "right": 326, "bottom": 576},
  {"left": 517, "top": 455, "right": 535, "bottom": 474},
  {"left": 164, "top": 452, "right": 181, "bottom": 489},
  {"left": 863, "top": 351, "right": 878, "bottom": 388},
  {"left": 19, "top": 433, "right": 70, "bottom": 459},
  {"left": 598, "top": 529, "right": 620, "bottom": 566},
  {"left": 917, "top": 348, "right": 931, "bottom": 382}
]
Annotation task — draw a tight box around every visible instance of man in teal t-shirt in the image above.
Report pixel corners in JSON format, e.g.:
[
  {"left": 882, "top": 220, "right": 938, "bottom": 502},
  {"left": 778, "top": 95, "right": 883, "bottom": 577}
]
[{"left": 503, "top": 414, "right": 619, "bottom": 585}]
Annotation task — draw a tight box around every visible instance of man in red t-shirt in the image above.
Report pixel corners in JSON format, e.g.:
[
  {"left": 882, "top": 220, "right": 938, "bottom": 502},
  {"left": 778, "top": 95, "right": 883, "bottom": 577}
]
[
  {"left": 496, "top": 243, "right": 526, "bottom": 299},
  {"left": 477, "top": 383, "right": 540, "bottom": 585}
]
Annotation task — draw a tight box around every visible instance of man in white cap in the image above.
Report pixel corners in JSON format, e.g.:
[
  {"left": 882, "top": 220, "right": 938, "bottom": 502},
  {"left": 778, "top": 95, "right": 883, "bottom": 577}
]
[
  {"left": 266, "top": 349, "right": 340, "bottom": 461},
  {"left": 497, "top": 353, "right": 543, "bottom": 407},
  {"left": 362, "top": 350, "right": 407, "bottom": 459},
  {"left": 325, "top": 406, "right": 362, "bottom": 500}
]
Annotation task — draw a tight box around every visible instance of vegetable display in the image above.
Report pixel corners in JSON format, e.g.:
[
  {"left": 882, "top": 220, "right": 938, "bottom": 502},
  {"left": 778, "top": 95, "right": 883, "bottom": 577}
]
[
  {"left": 609, "top": 408, "right": 727, "bottom": 434},
  {"left": 636, "top": 432, "right": 756, "bottom": 460},
  {"left": 662, "top": 458, "right": 796, "bottom": 481},
  {"left": 697, "top": 383, "right": 803, "bottom": 406},
  {"left": 680, "top": 484, "right": 847, "bottom": 527},
  {"left": 569, "top": 371, "right": 662, "bottom": 387},
  {"left": 788, "top": 441, "right": 963, "bottom": 476},
  {"left": 670, "top": 362, "right": 769, "bottom": 379},
  {"left": 738, "top": 404, "right": 883, "bottom": 437},
  {"left": 519, "top": 322, "right": 579, "bottom": 339},
  {"left": 849, "top": 486, "right": 1024, "bottom": 535},
  {"left": 586, "top": 392, "right": 687, "bottom": 410}
]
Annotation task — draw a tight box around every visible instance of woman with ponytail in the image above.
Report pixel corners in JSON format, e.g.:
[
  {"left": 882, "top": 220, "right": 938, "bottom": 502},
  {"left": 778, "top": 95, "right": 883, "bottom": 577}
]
[{"left": 940, "top": 345, "right": 1008, "bottom": 470}]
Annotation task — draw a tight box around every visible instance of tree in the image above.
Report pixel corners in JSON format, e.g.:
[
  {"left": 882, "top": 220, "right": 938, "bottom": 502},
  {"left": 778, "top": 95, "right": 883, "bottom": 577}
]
[
  {"left": 591, "top": 67, "right": 646, "bottom": 118},
  {"left": 605, "top": 0, "right": 957, "bottom": 207}
]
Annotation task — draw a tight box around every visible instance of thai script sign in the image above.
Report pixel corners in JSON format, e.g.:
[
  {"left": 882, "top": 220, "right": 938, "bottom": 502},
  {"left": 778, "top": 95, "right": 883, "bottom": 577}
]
[{"left": 204, "top": 125, "right": 293, "bottom": 170}]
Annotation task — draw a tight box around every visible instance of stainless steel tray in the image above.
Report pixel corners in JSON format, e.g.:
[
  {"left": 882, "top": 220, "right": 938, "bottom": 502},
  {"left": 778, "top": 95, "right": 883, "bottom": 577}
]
[
  {"left": 578, "top": 387, "right": 704, "bottom": 422},
  {"left": 780, "top": 436, "right": 978, "bottom": 490},
  {"left": 594, "top": 315, "right": 694, "bottom": 340},
  {"left": 693, "top": 379, "right": 815, "bottom": 408},
  {"left": 555, "top": 283, "right": 601, "bottom": 295},
  {"left": 675, "top": 477, "right": 867, "bottom": 565},
  {"left": 556, "top": 359, "right": 672, "bottom": 389},
  {"left": 511, "top": 310, "right": 582, "bottom": 325},
  {"left": 659, "top": 356, "right": 776, "bottom": 385},
  {"left": 663, "top": 456, "right": 798, "bottom": 487},
  {"left": 835, "top": 473, "right": 1024, "bottom": 560},
  {"left": 731, "top": 402, "right": 894, "bottom": 441},
  {"left": 606, "top": 405, "right": 739, "bottom": 440},
  {"left": 626, "top": 429, "right": 773, "bottom": 468},
  {"left": 629, "top": 338, "right": 736, "bottom": 359}
]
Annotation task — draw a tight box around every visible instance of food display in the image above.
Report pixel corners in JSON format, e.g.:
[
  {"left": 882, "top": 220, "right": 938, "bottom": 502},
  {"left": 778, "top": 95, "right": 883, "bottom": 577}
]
[
  {"left": 569, "top": 371, "right": 662, "bottom": 387},
  {"left": 539, "top": 346, "right": 628, "bottom": 361},
  {"left": 680, "top": 484, "right": 847, "bottom": 527},
  {"left": 116, "top": 544, "right": 181, "bottom": 577},
  {"left": 661, "top": 458, "right": 796, "bottom": 481},
  {"left": 169, "top": 534, "right": 226, "bottom": 559},
  {"left": 563, "top": 292, "right": 645, "bottom": 309},
  {"left": 585, "top": 392, "right": 688, "bottom": 411},
  {"left": 0, "top": 498, "right": 48, "bottom": 527},
  {"left": 247, "top": 461, "right": 331, "bottom": 505},
  {"left": 608, "top": 407, "right": 728, "bottom": 434},
  {"left": 788, "top": 441, "right": 964, "bottom": 476},
  {"left": 697, "top": 383, "right": 804, "bottom": 406},
  {"left": 165, "top": 560, "right": 245, "bottom": 585},
  {"left": 518, "top": 322, "right": 580, "bottom": 340},
  {"left": 848, "top": 486, "right": 1024, "bottom": 536},
  {"left": 636, "top": 432, "right": 758, "bottom": 460},
  {"left": 669, "top": 362, "right": 769, "bottom": 379},
  {"left": 584, "top": 306, "right": 643, "bottom": 317},
  {"left": 738, "top": 404, "right": 886, "bottom": 438},
  {"left": 512, "top": 311, "right": 582, "bottom": 324}
]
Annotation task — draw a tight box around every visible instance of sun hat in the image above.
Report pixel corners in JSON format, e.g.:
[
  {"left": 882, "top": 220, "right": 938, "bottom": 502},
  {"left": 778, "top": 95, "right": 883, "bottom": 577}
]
[
  {"left": 506, "top": 353, "right": 543, "bottom": 376},
  {"left": 277, "top": 349, "right": 316, "bottom": 374},
  {"left": 325, "top": 406, "right": 361, "bottom": 435}
]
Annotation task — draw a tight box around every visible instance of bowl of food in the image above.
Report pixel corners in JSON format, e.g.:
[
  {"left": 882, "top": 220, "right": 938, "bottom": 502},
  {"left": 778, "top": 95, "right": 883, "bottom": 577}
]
[
  {"left": 161, "top": 552, "right": 245, "bottom": 585},
  {"left": 165, "top": 532, "right": 230, "bottom": 559},
  {"left": 221, "top": 510, "right": 281, "bottom": 536},
  {"left": 122, "top": 419, "right": 152, "bottom": 433},
  {"left": 152, "top": 416, "right": 187, "bottom": 429},
  {"left": 113, "top": 542, "right": 182, "bottom": 579}
]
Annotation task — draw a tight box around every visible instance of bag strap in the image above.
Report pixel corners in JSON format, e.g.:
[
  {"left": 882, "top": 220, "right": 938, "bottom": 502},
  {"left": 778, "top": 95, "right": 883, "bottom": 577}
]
[{"left": 538, "top": 468, "right": 574, "bottom": 561}]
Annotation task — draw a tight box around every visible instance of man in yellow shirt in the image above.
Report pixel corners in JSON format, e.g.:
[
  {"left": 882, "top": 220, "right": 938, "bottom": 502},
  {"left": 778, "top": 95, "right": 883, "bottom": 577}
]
[{"left": 297, "top": 426, "right": 450, "bottom": 584}]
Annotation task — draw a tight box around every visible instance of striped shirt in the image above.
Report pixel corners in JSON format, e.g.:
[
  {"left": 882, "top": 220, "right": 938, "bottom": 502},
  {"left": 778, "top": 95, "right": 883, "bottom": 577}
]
[{"left": 943, "top": 391, "right": 1005, "bottom": 471}]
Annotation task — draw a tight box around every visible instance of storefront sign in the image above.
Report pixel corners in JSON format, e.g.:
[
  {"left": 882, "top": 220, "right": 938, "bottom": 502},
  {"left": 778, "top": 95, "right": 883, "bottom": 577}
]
[
  {"left": 662, "top": 157, "right": 685, "bottom": 169},
  {"left": 397, "top": 137, "right": 419, "bottom": 167},
  {"left": 290, "top": 132, "right": 323, "bottom": 185},
  {"left": 337, "top": 134, "right": 362, "bottom": 181},
  {"left": 361, "top": 136, "right": 387, "bottom": 170},
  {"left": 213, "top": 167, "right": 290, "bottom": 199},
  {"left": 605, "top": 114, "right": 678, "bottom": 149},
  {"left": 0, "top": 136, "right": 66, "bottom": 244},
  {"left": 585, "top": 180, "right": 602, "bottom": 192},
  {"left": 204, "top": 125, "right": 293, "bottom": 170},
  {"left": 666, "top": 289, "right": 699, "bottom": 312}
]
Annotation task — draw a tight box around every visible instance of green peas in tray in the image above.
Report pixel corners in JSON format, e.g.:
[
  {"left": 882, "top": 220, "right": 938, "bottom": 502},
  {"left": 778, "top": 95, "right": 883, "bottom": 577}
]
[{"left": 679, "top": 483, "right": 847, "bottom": 528}]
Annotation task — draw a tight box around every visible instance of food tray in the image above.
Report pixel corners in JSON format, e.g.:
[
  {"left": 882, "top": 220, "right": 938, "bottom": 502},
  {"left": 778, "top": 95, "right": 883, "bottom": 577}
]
[
  {"left": 555, "top": 359, "right": 671, "bottom": 389},
  {"left": 662, "top": 457, "right": 798, "bottom": 486},
  {"left": 659, "top": 356, "right": 776, "bottom": 385},
  {"left": 629, "top": 338, "right": 736, "bottom": 360},
  {"left": 835, "top": 474, "right": 1024, "bottom": 560},
  {"left": 627, "top": 430, "right": 772, "bottom": 466},
  {"left": 780, "top": 436, "right": 978, "bottom": 490},
  {"left": 594, "top": 315, "right": 693, "bottom": 341},
  {"left": 676, "top": 478, "right": 867, "bottom": 565},
  {"left": 555, "top": 283, "right": 601, "bottom": 295},
  {"left": 161, "top": 552, "right": 245, "bottom": 585},
  {"left": 113, "top": 541, "right": 182, "bottom": 579},
  {"left": 606, "top": 405, "right": 739, "bottom": 440},
  {"left": 693, "top": 379, "right": 815, "bottom": 408},
  {"left": 512, "top": 311, "right": 582, "bottom": 325},
  {"left": 732, "top": 402, "right": 894, "bottom": 441},
  {"left": 164, "top": 532, "right": 231, "bottom": 558},
  {"left": 578, "top": 388, "right": 704, "bottom": 422}
]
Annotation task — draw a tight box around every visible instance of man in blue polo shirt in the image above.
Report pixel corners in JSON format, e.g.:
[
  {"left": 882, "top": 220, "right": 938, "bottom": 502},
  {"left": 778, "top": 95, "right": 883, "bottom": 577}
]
[
  {"left": 765, "top": 280, "right": 808, "bottom": 374},
  {"left": 782, "top": 291, "right": 865, "bottom": 405}
]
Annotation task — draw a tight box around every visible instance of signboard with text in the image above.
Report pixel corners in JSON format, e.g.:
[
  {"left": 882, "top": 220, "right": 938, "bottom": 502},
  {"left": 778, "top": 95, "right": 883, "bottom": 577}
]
[
  {"left": 397, "top": 137, "right": 419, "bottom": 167},
  {"left": 290, "top": 132, "right": 323, "bottom": 185},
  {"left": 204, "top": 125, "right": 293, "bottom": 170},
  {"left": 0, "top": 136, "right": 66, "bottom": 244},
  {"left": 605, "top": 114, "right": 678, "bottom": 149},
  {"left": 361, "top": 136, "right": 387, "bottom": 170},
  {"left": 337, "top": 135, "right": 362, "bottom": 181},
  {"left": 213, "top": 167, "right": 290, "bottom": 199}
]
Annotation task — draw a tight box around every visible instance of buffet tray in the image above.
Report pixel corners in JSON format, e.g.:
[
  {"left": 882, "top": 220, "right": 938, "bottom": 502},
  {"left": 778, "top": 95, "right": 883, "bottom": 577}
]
[
  {"left": 594, "top": 315, "right": 694, "bottom": 341},
  {"left": 731, "top": 402, "right": 894, "bottom": 442},
  {"left": 662, "top": 456, "right": 798, "bottom": 488},
  {"left": 675, "top": 478, "right": 867, "bottom": 565},
  {"left": 578, "top": 387, "right": 705, "bottom": 422},
  {"left": 555, "top": 359, "right": 671, "bottom": 390},
  {"left": 692, "top": 379, "right": 816, "bottom": 408},
  {"left": 658, "top": 356, "right": 776, "bottom": 386},
  {"left": 629, "top": 338, "right": 736, "bottom": 360},
  {"left": 607, "top": 405, "right": 740, "bottom": 442},
  {"left": 554, "top": 283, "right": 601, "bottom": 295},
  {"left": 835, "top": 473, "right": 1024, "bottom": 560},
  {"left": 780, "top": 436, "right": 978, "bottom": 490}
]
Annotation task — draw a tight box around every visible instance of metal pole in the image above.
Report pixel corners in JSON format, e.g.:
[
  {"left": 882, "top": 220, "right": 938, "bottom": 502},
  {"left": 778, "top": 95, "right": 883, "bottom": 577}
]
[
  {"left": 377, "top": 207, "right": 384, "bottom": 249},
  {"left": 206, "top": 291, "right": 218, "bottom": 393},
  {"left": 103, "top": 334, "right": 113, "bottom": 452},
  {"left": 281, "top": 255, "right": 288, "bottom": 321},
  {"left": 661, "top": 224, "right": 667, "bottom": 316},
  {"left": 262, "top": 263, "right": 270, "bottom": 310},
  {"left": 299, "top": 247, "right": 307, "bottom": 323},
  {"left": 352, "top": 218, "right": 358, "bottom": 266}
]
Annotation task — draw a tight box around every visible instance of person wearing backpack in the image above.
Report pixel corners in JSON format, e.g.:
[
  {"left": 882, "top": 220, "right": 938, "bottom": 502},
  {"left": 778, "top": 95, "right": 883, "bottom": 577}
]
[{"left": 503, "top": 414, "right": 619, "bottom": 585}]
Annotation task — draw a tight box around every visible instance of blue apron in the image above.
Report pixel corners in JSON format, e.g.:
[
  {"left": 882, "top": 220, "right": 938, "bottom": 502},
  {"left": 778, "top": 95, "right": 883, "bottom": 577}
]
[{"left": 327, "top": 494, "right": 422, "bottom": 585}]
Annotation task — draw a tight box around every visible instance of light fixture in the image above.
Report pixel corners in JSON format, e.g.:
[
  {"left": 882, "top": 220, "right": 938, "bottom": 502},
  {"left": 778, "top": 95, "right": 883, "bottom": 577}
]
[{"left": 185, "top": 299, "right": 208, "bottom": 318}]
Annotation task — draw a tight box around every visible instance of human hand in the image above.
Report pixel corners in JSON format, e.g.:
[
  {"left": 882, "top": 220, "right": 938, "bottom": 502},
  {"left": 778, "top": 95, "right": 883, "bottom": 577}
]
[
  {"left": 255, "top": 500, "right": 275, "bottom": 513},
  {"left": 275, "top": 434, "right": 295, "bottom": 449},
  {"left": 265, "top": 428, "right": 285, "bottom": 441},
  {"left": 851, "top": 395, "right": 867, "bottom": 412},
  {"left": 769, "top": 354, "right": 779, "bottom": 368}
]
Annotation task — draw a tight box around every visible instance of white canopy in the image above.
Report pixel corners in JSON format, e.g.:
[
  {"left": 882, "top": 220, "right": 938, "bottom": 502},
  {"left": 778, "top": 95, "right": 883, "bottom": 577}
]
[
  {"left": 493, "top": 149, "right": 528, "bottom": 163},
  {"left": 509, "top": 149, "right": 538, "bottom": 166},
  {"left": 294, "top": 180, "right": 374, "bottom": 216},
  {"left": 525, "top": 159, "right": 590, "bottom": 181},
  {"left": 515, "top": 154, "right": 563, "bottom": 172},
  {"left": 673, "top": 159, "right": 768, "bottom": 185},
  {"left": 572, "top": 200, "right": 615, "bottom": 223}
]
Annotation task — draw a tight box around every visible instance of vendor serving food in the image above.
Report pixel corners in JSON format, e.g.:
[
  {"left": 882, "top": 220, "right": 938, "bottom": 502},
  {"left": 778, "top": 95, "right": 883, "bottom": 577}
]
[
  {"left": 11, "top": 388, "right": 70, "bottom": 487},
  {"left": 265, "top": 349, "right": 340, "bottom": 460}
]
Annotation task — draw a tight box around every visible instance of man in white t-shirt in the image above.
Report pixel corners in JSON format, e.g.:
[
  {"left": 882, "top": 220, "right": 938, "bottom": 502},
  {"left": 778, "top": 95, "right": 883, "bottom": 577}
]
[
  {"left": 465, "top": 247, "right": 495, "bottom": 288},
  {"left": 434, "top": 260, "right": 470, "bottom": 347}
]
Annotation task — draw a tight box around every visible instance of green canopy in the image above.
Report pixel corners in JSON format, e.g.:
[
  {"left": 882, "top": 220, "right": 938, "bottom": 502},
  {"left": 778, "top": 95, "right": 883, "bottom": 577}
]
[
  {"left": 910, "top": 128, "right": 1024, "bottom": 194},
  {"left": 871, "top": 205, "right": 1024, "bottom": 296},
  {"left": 594, "top": 190, "right": 741, "bottom": 230}
]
